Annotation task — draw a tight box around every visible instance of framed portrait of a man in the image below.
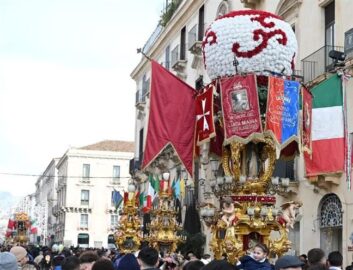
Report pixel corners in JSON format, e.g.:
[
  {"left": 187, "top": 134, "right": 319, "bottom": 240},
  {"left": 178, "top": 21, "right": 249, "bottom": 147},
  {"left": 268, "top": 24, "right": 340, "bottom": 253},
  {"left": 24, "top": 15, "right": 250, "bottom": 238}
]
[{"left": 230, "top": 89, "right": 250, "bottom": 113}]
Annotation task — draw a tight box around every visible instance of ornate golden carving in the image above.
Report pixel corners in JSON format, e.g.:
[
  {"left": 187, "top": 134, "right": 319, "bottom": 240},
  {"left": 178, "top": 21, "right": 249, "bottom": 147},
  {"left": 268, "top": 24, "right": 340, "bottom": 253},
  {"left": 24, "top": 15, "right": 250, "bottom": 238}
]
[
  {"left": 204, "top": 135, "right": 297, "bottom": 263},
  {"left": 115, "top": 193, "right": 143, "bottom": 253},
  {"left": 145, "top": 193, "right": 185, "bottom": 253}
]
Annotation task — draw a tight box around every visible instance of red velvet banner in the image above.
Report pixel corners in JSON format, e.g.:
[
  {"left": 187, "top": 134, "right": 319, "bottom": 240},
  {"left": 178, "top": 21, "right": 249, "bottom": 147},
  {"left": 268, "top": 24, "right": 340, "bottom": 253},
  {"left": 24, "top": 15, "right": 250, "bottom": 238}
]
[
  {"left": 220, "top": 74, "right": 262, "bottom": 144},
  {"left": 142, "top": 61, "right": 196, "bottom": 176},
  {"left": 195, "top": 84, "right": 216, "bottom": 145}
]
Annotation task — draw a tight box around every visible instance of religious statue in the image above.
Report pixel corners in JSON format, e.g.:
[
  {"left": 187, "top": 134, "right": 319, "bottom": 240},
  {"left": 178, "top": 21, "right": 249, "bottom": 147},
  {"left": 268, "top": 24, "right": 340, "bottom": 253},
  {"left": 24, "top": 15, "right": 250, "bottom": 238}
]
[
  {"left": 280, "top": 201, "right": 303, "bottom": 229},
  {"left": 221, "top": 197, "right": 238, "bottom": 227},
  {"left": 247, "top": 143, "right": 260, "bottom": 179}
]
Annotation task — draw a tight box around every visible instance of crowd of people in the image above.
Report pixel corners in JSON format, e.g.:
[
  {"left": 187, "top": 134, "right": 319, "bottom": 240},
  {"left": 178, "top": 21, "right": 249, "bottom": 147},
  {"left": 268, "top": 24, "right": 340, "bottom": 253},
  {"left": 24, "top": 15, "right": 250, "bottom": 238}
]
[{"left": 0, "top": 243, "right": 350, "bottom": 270}]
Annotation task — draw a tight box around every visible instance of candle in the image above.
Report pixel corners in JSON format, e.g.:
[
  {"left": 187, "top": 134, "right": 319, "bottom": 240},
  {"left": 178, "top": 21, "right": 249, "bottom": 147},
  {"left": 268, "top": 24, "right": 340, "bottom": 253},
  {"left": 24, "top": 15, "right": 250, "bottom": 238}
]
[
  {"left": 271, "top": 177, "right": 279, "bottom": 185},
  {"left": 225, "top": 176, "right": 233, "bottom": 184}
]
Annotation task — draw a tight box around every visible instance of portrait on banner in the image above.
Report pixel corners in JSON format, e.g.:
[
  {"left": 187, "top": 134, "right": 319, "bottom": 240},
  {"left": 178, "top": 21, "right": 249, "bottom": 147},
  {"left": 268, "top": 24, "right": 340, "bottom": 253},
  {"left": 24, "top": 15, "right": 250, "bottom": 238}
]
[{"left": 230, "top": 89, "right": 250, "bottom": 113}]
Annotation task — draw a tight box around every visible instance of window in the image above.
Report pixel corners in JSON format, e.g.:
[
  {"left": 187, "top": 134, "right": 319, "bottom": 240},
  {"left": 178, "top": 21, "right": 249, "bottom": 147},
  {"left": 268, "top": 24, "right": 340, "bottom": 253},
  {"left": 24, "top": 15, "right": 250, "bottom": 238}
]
[
  {"left": 113, "top": 166, "right": 120, "bottom": 184},
  {"left": 319, "top": 193, "right": 342, "bottom": 255},
  {"left": 325, "top": 1, "right": 335, "bottom": 68},
  {"left": 325, "top": 0, "right": 335, "bottom": 47},
  {"left": 111, "top": 191, "right": 115, "bottom": 207},
  {"left": 198, "top": 5, "right": 205, "bottom": 41},
  {"left": 107, "top": 234, "right": 116, "bottom": 248},
  {"left": 139, "top": 128, "right": 144, "bottom": 162},
  {"left": 80, "top": 214, "right": 88, "bottom": 228},
  {"left": 165, "top": 46, "right": 170, "bottom": 70},
  {"left": 216, "top": 1, "right": 229, "bottom": 18},
  {"left": 77, "top": 233, "right": 89, "bottom": 247},
  {"left": 273, "top": 159, "right": 295, "bottom": 180},
  {"left": 195, "top": 76, "right": 204, "bottom": 90},
  {"left": 180, "top": 27, "right": 186, "bottom": 60},
  {"left": 81, "top": 190, "right": 89, "bottom": 205},
  {"left": 111, "top": 215, "right": 118, "bottom": 227},
  {"left": 82, "top": 164, "right": 90, "bottom": 178}
]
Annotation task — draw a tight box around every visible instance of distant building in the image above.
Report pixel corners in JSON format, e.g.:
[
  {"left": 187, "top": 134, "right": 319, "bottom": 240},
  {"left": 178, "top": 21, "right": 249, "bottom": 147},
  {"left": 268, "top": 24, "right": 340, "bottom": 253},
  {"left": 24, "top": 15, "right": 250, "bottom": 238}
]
[
  {"left": 53, "top": 140, "right": 134, "bottom": 248},
  {"left": 15, "top": 194, "right": 36, "bottom": 218},
  {"left": 34, "top": 158, "right": 60, "bottom": 246}
]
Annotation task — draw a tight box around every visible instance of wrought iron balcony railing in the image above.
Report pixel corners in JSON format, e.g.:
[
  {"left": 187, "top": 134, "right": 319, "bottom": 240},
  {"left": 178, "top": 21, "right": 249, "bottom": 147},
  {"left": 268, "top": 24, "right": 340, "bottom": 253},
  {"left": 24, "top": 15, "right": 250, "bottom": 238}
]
[{"left": 301, "top": 45, "right": 344, "bottom": 83}]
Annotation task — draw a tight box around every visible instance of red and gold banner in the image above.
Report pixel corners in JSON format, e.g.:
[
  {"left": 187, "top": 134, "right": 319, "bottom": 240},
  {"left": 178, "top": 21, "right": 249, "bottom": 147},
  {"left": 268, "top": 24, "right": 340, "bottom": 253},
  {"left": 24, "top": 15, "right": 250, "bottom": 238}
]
[
  {"left": 142, "top": 61, "right": 196, "bottom": 176},
  {"left": 302, "top": 86, "right": 312, "bottom": 155},
  {"left": 195, "top": 84, "right": 216, "bottom": 145},
  {"left": 220, "top": 74, "right": 262, "bottom": 144}
]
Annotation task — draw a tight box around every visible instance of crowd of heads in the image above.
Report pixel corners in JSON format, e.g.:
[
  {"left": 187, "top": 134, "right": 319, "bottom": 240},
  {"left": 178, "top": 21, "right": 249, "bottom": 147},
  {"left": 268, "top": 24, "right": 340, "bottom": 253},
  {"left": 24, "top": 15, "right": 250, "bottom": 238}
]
[{"left": 0, "top": 244, "right": 349, "bottom": 270}]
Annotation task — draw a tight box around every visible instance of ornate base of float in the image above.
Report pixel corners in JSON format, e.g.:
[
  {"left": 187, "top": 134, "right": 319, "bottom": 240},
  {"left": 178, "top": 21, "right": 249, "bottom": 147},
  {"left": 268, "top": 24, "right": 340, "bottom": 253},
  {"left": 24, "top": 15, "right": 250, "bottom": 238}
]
[
  {"left": 115, "top": 193, "right": 143, "bottom": 253},
  {"left": 202, "top": 137, "right": 300, "bottom": 264},
  {"left": 209, "top": 195, "right": 291, "bottom": 264},
  {"left": 145, "top": 191, "right": 185, "bottom": 254}
]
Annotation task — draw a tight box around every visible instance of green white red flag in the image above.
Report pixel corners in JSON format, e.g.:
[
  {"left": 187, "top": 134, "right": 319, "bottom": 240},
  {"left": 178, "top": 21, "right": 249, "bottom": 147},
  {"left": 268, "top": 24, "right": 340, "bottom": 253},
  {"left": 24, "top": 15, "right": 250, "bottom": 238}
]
[{"left": 304, "top": 74, "right": 345, "bottom": 176}]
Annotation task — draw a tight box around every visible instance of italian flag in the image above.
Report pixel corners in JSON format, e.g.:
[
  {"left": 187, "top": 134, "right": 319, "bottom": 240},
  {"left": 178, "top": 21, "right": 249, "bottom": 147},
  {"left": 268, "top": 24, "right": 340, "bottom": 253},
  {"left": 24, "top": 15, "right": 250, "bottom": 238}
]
[
  {"left": 305, "top": 74, "right": 345, "bottom": 176},
  {"left": 141, "top": 181, "right": 155, "bottom": 213}
]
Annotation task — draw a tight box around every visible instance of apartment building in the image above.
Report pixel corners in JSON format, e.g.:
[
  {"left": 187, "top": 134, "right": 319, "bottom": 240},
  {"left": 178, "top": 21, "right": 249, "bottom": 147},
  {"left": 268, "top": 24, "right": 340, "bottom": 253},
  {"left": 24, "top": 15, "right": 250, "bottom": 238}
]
[
  {"left": 130, "top": 0, "right": 353, "bottom": 263},
  {"left": 53, "top": 140, "right": 134, "bottom": 248}
]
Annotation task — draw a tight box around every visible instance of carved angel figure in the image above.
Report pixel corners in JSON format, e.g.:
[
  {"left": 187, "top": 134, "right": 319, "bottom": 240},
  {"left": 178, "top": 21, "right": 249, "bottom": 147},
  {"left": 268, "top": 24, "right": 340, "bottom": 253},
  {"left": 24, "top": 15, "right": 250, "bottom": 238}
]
[
  {"left": 280, "top": 200, "right": 302, "bottom": 229},
  {"left": 221, "top": 197, "right": 240, "bottom": 227}
]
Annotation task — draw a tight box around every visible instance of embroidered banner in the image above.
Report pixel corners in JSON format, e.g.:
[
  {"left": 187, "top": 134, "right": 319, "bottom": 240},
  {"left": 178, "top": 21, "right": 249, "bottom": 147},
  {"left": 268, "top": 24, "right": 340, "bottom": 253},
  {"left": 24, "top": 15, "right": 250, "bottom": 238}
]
[
  {"left": 220, "top": 74, "right": 262, "bottom": 144},
  {"left": 195, "top": 84, "right": 216, "bottom": 145},
  {"left": 142, "top": 61, "right": 196, "bottom": 176},
  {"left": 302, "top": 86, "right": 312, "bottom": 155},
  {"left": 265, "top": 77, "right": 300, "bottom": 149}
]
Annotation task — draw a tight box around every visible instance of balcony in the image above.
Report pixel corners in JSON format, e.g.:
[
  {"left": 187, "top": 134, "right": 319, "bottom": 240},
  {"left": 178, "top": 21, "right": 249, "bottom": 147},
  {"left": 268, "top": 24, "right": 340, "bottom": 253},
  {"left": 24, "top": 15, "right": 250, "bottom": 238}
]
[
  {"left": 111, "top": 177, "right": 121, "bottom": 186},
  {"left": 80, "top": 177, "right": 90, "bottom": 184},
  {"left": 135, "top": 89, "right": 146, "bottom": 111},
  {"left": 188, "top": 24, "right": 203, "bottom": 69},
  {"left": 171, "top": 45, "right": 187, "bottom": 78},
  {"left": 159, "top": 0, "right": 183, "bottom": 27},
  {"left": 135, "top": 82, "right": 149, "bottom": 112},
  {"left": 129, "top": 157, "right": 141, "bottom": 175},
  {"left": 301, "top": 45, "right": 344, "bottom": 83}
]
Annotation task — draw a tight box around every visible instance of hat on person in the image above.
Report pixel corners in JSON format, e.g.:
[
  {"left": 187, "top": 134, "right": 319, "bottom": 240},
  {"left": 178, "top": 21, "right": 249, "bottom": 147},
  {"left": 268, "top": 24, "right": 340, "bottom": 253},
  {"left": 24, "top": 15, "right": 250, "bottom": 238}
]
[
  {"left": 275, "top": 255, "right": 305, "bottom": 270},
  {"left": 0, "top": 252, "right": 18, "bottom": 270},
  {"left": 10, "top": 246, "right": 27, "bottom": 262}
]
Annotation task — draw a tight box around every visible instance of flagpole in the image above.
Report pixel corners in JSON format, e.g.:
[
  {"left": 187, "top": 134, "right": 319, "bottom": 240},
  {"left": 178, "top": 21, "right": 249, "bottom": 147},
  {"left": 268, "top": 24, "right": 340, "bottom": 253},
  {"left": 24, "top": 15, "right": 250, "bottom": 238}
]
[{"left": 137, "top": 48, "right": 152, "bottom": 61}]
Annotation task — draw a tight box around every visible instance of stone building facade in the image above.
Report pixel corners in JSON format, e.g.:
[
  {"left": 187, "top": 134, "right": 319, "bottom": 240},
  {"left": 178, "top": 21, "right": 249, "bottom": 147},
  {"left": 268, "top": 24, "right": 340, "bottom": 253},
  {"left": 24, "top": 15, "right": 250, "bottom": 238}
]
[{"left": 131, "top": 0, "right": 353, "bottom": 264}]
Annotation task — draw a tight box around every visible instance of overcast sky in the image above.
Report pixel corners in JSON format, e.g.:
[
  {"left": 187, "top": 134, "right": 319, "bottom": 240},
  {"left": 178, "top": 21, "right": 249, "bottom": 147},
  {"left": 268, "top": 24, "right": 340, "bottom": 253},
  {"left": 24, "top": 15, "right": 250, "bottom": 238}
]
[{"left": 0, "top": 0, "right": 164, "bottom": 196}]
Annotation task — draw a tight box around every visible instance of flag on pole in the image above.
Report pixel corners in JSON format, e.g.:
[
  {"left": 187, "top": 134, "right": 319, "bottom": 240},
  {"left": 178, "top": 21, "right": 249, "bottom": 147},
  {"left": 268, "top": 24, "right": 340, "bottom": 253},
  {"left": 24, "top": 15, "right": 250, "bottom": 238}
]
[
  {"left": 172, "top": 178, "right": 181, "bottom": 199},
  {"left": 7, "top": 219, "right": 14, "bottom": 230},
  {"left": 142, "top": 181, "right": 155, "bottom": 213},
  {"left": 112, "top": 190, "right": 123, "bottom": 210},
  {"left": 265, "top": 77, "right": 300, "bottom": 151},
  {"left": 142, "top": 61, "right": 196, "bottom": 176},
  {"left": 180, "top": 178, "right": 185, "bottom": 200},
  {"left": 304, "top": 74, "right": 345, "bottom": 176},
  {"left": 149, "top": 174, "right": 159, "bottom": 193},
  {"left": 195, "top": 84, "right": 216, "bottom": 145}
]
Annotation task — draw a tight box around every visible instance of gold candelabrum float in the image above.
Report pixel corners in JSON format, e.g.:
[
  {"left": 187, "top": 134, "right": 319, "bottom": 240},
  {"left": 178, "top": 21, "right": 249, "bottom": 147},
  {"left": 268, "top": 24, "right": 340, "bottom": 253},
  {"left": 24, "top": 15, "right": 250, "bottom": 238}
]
[
  {"left": 5, "top": 212, "right": 31, "bottom": 245},
  {"left": 115, "top": 183, "right": 143, "bottom": 253},
  {"left": 199, "top": 137, "right": 302, "bottom": 264},
  {"left": 144, "top": 172, "right": 185, "bottom": 254}
]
